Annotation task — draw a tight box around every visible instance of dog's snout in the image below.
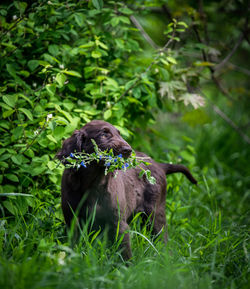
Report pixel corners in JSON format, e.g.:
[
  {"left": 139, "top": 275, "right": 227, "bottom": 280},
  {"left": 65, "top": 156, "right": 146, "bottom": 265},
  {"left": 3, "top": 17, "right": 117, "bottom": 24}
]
[{"left": 121, "top": 146, "right": 132, "bottom": 158}]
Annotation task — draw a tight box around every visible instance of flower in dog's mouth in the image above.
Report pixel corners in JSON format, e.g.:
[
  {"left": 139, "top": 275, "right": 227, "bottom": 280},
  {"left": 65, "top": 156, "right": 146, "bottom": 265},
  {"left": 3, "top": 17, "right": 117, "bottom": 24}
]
[{"left": 59, "top": 139, "right": 156, "bottom": 184}]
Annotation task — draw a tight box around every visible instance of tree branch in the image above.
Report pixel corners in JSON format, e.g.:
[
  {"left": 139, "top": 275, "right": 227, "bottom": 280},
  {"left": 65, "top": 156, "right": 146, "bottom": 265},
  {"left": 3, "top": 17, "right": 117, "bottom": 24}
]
[
  {"left": 129, "top": 15, "right": 159, "bottom": 49},
  {"left": 119, "top": 25, "right": 176, "bottom": 100},
  {"left": 192, "top": 13, "right": 250, "bottom": 144},
  {"left": 212, "top": 105, "right": 250, "bottom": 144},
  {"left": 215, "top": 33, "right": 244, "bottom": 72},
  {"left": 228, "top": 62, "right": 250, "bottom": 76}
]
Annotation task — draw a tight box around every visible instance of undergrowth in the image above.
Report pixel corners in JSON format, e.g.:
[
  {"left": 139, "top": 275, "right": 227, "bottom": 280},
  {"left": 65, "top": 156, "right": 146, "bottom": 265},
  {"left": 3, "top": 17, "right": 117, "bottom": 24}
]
[{"left": 0, "top": 169, "right": 248, "bottom": 289}]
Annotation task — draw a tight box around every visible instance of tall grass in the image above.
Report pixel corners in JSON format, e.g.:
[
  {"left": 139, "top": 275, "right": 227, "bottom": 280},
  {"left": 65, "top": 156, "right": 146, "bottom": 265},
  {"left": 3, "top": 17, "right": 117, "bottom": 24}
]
[
  {"left": 0, "top": 173, "right": 248, "bottom": 289},
  {"left": 1, "top": 103, "right": 249, "bottom": 289}
]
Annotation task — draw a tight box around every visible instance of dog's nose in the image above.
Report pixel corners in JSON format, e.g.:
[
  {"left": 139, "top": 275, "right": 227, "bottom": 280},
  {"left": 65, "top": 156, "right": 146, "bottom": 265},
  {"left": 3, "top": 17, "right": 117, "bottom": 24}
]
[{"left": 121, "top": 146, "right": 132, "bottom": 158}]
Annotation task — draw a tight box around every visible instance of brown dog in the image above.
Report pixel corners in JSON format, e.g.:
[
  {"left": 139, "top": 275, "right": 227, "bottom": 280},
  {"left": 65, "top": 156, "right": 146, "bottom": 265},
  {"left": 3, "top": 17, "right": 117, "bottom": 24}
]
[{"left": 56, "top": 120, "right": 197, "bottom": 259}]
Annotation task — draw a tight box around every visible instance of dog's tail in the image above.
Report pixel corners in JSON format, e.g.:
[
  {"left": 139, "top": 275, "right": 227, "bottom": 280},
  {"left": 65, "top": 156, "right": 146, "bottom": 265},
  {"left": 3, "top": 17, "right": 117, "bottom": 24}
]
[{"left": 160, "top": 163, "right": 197, "bottom": 184}]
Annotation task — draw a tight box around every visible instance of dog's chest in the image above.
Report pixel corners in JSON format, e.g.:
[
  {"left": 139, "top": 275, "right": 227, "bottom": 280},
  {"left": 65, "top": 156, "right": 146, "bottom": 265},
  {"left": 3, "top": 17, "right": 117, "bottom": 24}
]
[{"left": 80, "top": 178, "right": 119, "bottom": 224}]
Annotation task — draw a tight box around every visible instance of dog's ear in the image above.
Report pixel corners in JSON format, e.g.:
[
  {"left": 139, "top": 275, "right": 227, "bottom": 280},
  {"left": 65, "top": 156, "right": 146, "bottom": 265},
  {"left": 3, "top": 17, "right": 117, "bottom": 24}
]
[
  {"left": 56, "top": 129, "right": 87, "bottom": 161},
  {"left": 75, "top": 129, "right": 87, "bottom": 152}
]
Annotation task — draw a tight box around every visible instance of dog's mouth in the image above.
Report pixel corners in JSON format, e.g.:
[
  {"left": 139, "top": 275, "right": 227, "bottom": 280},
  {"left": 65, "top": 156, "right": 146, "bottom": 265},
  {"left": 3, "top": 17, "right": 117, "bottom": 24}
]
[
  {"left": 113, "top": 146, "right": 132, "bottom": 159},
  {"left": 97, "top": 143, "right": 132, "bottom": 159}
]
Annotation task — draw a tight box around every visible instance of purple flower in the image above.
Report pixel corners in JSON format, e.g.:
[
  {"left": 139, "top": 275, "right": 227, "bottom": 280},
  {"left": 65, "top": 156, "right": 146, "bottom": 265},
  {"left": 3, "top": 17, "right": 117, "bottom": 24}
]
[
  {"left": 81, "top": 161, "right": 87, "bottom": 168},
  {"left": 122, "top": 165, "right": 124, "bottom": 169},
  {"left": 70, "top": 153, "right": 74, "bottom": 158},
  {"left": 96, "top": 153, "right": 102, "bottom": 160},
  {"left": 109, "top": 156, "right": 113, "bottom": 160},
  {"left": 114, "top": 158, "right": 117, "bottom": 162},
  {"left": 106, "top": 162, "right": 111, "bottom": 167},
  {"left": 118, "top": 154, "right": 122, "bottom": 158},
  {"left": 125, "top": 163, "right": 129, "bottom": 168}
]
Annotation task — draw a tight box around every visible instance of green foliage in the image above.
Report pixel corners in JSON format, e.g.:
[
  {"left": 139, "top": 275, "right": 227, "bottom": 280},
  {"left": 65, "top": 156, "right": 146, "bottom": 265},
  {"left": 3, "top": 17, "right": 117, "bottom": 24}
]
[
  {"left": 0, "top": 0, "right": 199, "bottom": 203},
  {"left": 0, "top": 0, "right": 249, "bottom": 289},
  {"left": 63, "top": 139, "right": 156, "bottom": 184}
]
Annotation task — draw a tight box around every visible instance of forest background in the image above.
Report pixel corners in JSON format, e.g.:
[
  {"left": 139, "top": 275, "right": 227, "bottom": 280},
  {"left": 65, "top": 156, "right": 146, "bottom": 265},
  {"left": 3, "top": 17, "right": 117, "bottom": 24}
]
[{"left": 0, "top": 0, "right": 249, "bottom": 288}]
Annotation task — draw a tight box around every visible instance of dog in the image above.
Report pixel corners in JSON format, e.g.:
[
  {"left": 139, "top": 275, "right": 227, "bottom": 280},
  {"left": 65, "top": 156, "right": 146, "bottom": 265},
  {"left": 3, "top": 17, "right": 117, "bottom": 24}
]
[{"left": 56, "top": 120, "right": 197, "bottom": 260}]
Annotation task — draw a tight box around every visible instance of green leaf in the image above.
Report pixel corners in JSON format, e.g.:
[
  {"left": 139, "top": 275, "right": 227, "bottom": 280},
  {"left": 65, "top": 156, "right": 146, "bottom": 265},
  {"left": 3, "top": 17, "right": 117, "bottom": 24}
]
[
  {"left": 148, "top": 176, "right": 156, "bottom": 185},
  {"left": 27, "top": 60, "right": 39, "bottom": 71},
  {"left": 18, "top": 108, "right": 33, "bottom": 120},
  {"left": 91, "top": 51, "right": 102, "bottom": 58},
  {"left": 2, "top": 95, "right": 18, "bottom": 108},
  {"left": 55, "top": 73, "right": 67, "bottom": 87},
  {"left": 3, "top": 109, "right": 15, "bottom": 118},
  {"left": 11, "top": 126, "right": 23, "bottom": 140},
  {"left": 194, "top": 61, "right": 215, "bottom": 67},
  {"left": 0, "top": 102, "right": 11, "bottom": 110},
  {"left": 74, "top": 13, "right": 86, "bottom": 27},
  {"left": 14, "top": 1, "right": 27, "bottom": 14},
  {"left": 48, "top": 45, "right": 59, "bottom": 56},
  {"left": 118, "top": 7, "right": 133, "bottom": 15},
  {"left": 79, "top": 42, "right": 95, "bottom": 49},
  {"left": 125, "top": 79, "right": 138, "bottom": 91},
  {"left": 6, "top": 64, "right": 16, "bottom": 77},
  {"left": 179, "top": 150, "right": 196, "bottom": 164},
  {"left": 0, "top": 149, "right": 5, "bottom": 156},
  {"left": 139, "top": 170, "right": 145, "bottom": 178},
  {"left": 62, "top": 70, "right": 82, "bottom": 78},
  {"left": 178, "top": 21, "right": 188, "bottom": 28},
  {"left": 110, "top": 17, "right": 120, "bottom": 27},
  {"left": 11, "top": 155, "right": 23, "bottom": 165},
  {"left": 38, "top": 60, "right": 51, "bottom": 68},
  {"left": 6, "top": 174, "right": 19, "bottom": 182},
  {"left": 166, "top": 56, "right": 177, "bottom": 64},
  {"left": 104, "top": 109, "right": 112, "bottom": 120},
  {"left": 47, "top": 134, "right": 57, "bottom": 143},
  {"left": 92, "top": 0, "right": 103, "bottom": 10},
  {"left": 3, "top": 201, "right": 18, "bottom": 215},
  {"left": 19, "top": 93, "right": 33, "bottom": 107},
  {"left": 55, "top": 104, "right": 73, "bottom": 123},
  {"left": 47, "top": 161, "right": 56, "bottom": 170},
  {"left": 96, "top": 40, "right": 108, "bottom": 50},
  {"left": 46, "top": 84, "right": 56, "bottom": 97},
  {"left": 0, "top": 162, "right": 8, "bottom": 169},
  {"left": 118, "top": 16, "right": 130, "bottom": 24},
  {"left": 31, "top": 166, "right": 47, "bottom": 176}
]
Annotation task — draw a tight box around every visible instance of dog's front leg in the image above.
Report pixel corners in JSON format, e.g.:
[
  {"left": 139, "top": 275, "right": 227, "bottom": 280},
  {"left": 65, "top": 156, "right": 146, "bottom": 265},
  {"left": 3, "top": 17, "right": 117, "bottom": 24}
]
[{"left": 119, "top": 222, "right": 132, "bottom": 260}]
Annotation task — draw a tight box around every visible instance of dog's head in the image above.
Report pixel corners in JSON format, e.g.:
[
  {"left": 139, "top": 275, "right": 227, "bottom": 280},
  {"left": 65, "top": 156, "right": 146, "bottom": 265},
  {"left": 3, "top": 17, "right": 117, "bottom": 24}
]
[{"left": 56, "top": 120, "right": 132, "bottom": 162}]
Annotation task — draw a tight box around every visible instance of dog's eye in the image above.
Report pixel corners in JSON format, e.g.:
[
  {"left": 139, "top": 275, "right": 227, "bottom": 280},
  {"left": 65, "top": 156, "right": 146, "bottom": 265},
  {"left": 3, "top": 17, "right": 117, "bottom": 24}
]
[{"left": 101, "top": 129, "right": 111, "bottom": 137}]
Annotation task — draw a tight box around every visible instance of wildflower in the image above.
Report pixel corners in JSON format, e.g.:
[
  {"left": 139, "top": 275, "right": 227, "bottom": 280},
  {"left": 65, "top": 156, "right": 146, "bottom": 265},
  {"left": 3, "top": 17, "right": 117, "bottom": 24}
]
[
  {"left": 118, "top": 154, "right": 122, "bottom": 158},
  {"left": 70, "top": 153, "right": 74, "bottom": 158},
  {"left": 46, "top": 113, "right": 53, "bottom": 122},
  {"left": 81, "top": 161, "right": 87, "bottom": 168},
  {"left": 59, "top": 64, "right": 64, "bottom": 69},
  {"left": 13, "top": 15, "right": 17, "bottom": 20},
  {"left": 114, "top": 158, "right": 117, "bottom": 162},
  {"left": 96, "top": 153, "right": 102, "bottom": 160},
  {"left": 109, "top": 156, "right": 113, "bottom": 160},
  {"left": 122, "top": 165, "right": 124, "bottom": 169},
  {"left": 34, "top": 130, "right": 39, "bottom": 135},
  {"left": 125, "top": 163, "right": 129, "bottom": 168},
  {"left": 105, "top": 162, "right": 111, "bottom": 167}
]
